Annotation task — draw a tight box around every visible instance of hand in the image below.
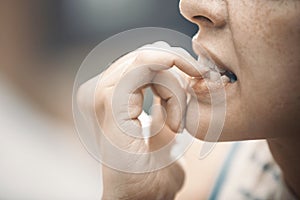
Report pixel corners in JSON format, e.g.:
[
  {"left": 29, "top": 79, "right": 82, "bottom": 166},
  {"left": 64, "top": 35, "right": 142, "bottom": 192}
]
[{"left": 77, "top": 44, "right": 205, "bottom": 199}]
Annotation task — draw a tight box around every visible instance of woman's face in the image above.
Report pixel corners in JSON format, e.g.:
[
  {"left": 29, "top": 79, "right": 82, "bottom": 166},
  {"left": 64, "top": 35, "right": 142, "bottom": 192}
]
[{"left": 179, "top": 0, "right": 300, "bottom": 140}]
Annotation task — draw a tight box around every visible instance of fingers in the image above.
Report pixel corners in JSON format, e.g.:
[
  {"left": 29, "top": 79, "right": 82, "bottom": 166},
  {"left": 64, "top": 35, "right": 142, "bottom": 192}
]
[
  {"left": 151, "top": 70, "right": 187, "bottom": 133},
  {"left": 110, "top": 47, "right": 203, "bottom": 130},
  {"left": 104, "top": 44, "right": 209, "bottom": 88},
  {"left": 138, "top": 41, "right": 209, "bottom": 78},
  {"left": 76, "top": 42, "right": 202, "bottom": 173},
  {"left": 130, "top": 49, "right": 208, "bottom": 78},
  {"left": 77, "top": 43, "right": 197, "bottom": 149},
  {"left": 148, "top": 96, "right": 175, "bottom": 152}
]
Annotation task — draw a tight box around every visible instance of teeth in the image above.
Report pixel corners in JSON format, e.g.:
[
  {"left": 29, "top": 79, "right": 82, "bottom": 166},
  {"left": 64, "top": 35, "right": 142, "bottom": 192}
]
[
  {"left": 197, "top": 55, "right": 236, "bottom": 84},
  {"left": 197, "top": 56, "right": 216, "bottom": 72},
  {"left": 197, "top": 56, "right": 225, "bottom": 75},
  {"left": 209, "top": 71, "right": 221, "bottom": 81},
  {"left": 208, "top": 71, "right": 231, "bottom": 85},
  {"left": 216, "top": 67, "right": 226, "bottom": 73},
  {"left": 223, "top": 71, "right": 237, "bottom": 83},
  {"left": 221, "top": 75, "right": 230, "bottom": 84},
  {"left": 197, "top": 56, "right": 226, "bottom": 82}
]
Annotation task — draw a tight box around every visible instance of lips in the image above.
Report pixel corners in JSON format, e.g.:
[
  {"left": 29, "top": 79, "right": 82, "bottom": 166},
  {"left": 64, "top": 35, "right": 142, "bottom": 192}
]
[
  {"left": 200, "top": 47, "right": 237, "bottom": 83},
  {"left": 188, "top": 41, "right": 238, "bottom": 103}
]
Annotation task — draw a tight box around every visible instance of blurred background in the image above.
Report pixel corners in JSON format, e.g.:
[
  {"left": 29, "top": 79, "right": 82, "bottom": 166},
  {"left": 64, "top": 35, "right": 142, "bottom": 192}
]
[
  {"left": 0, "top": 0, "right": 196, "bottom": 199},
  {"left": 1, "top": 0, "right": 197, "bottom": 123}
]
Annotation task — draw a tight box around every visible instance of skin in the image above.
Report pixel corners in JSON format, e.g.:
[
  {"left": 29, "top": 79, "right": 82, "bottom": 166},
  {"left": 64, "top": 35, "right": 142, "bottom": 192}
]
[
  {"left": 181, "top": 0, "right": 300, "bottom": 140},
  {"left": 78, "top": 0, "right": 300, "bottom": 199},
  {"left": 3, "top": 0, "right": 298, "bottom": 199},
  {"left": 179, "top": 0, "right": 300, "bottom": 195}
]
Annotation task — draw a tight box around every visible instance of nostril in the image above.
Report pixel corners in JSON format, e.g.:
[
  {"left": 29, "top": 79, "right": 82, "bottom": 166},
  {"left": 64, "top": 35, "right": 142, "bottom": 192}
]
[{"left": 193, "top": 15, "right": 214, "bottom": 26}]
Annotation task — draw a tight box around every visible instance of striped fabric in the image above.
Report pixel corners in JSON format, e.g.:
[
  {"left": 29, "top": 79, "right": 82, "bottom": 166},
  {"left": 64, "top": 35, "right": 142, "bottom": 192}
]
[{"left": 209, "top": 140, "right": 298, "bottom": 200}]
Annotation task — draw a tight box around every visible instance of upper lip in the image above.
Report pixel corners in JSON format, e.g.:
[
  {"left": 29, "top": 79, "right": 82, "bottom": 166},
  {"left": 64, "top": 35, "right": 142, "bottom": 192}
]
[{"left": 192, "top": 41, "right": 234, "bottom": 75}]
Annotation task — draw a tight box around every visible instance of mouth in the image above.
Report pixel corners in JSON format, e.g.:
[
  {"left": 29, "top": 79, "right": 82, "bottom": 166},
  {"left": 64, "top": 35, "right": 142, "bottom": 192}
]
[
  {"left": 189, "top": 42, "right": 238, "bottom": 103},
  {"left": 201, "top": 47, "right": 237, "bottom": 83}
]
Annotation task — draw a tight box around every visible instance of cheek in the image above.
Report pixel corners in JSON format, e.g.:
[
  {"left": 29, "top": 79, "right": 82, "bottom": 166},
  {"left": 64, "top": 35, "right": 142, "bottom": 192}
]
[
  {"left": 229, "top": 1, "right": 300, "bottom": 72},
  {"left": 227, "top": 1, "right": 300, "bottom": 136}
]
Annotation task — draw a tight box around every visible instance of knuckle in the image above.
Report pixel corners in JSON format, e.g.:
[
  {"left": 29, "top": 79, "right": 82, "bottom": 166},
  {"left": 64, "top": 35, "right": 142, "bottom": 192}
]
[
  {"left": 134, "top": 50, "right": 155, "bottom": 64},
  {"left": 134, "top": 51, "right": 148, "bottom": 64}
]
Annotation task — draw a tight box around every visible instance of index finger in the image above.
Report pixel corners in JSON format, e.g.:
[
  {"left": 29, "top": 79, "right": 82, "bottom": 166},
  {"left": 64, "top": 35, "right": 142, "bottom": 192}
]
[{"left": 132, "top": 46, "right": 209, "bottom": 78}]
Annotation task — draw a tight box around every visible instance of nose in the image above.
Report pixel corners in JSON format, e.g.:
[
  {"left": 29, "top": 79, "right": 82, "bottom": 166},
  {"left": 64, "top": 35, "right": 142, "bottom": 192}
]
[{"left": 179, "top": 0, "right": 227, "bottom": 29}]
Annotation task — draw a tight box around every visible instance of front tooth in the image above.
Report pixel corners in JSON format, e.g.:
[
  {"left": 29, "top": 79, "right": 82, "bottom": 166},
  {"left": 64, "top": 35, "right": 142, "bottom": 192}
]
[
  {"left": 221, "top": 75, "right": 230, "bottom": 84},
  {"left": 205, "top": 59, "right": 216, "bottom": 71},
  {"left": 198, "top": 56, "right": 225, "bottom": 73},
  {"left": 208, "top": 63, "right": 217, "bottom": 72},
  {"left": 198, "top": 56, "right": 214, "bottom": 70},
  {"left": 209, "top": 71, "right": 221, "bottom": 81},
  {"left": 197, "top": 56, "right": 210, "bottom": 70}
]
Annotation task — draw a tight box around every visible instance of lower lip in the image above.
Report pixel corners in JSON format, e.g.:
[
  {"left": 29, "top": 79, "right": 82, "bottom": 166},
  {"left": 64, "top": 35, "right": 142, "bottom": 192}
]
[{"left": 188, "top": 77, "right": 237, "bottom": 104}]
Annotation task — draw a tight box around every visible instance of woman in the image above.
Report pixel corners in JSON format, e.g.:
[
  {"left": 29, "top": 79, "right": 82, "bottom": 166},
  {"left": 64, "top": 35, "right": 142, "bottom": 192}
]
[{"left": 78, "top": 0, "right": 300, "bottom": 199}]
